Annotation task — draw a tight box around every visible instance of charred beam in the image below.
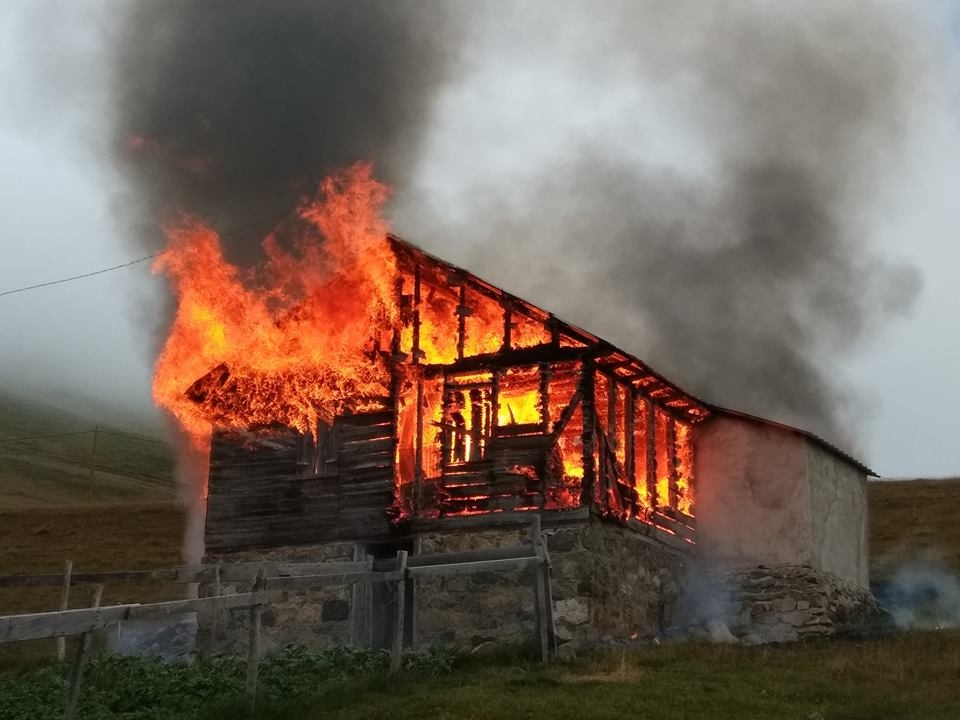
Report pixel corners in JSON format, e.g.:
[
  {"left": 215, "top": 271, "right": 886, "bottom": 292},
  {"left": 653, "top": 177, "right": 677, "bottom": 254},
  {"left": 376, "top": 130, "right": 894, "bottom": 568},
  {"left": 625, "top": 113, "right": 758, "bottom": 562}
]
[{"left": 420, "top": 345, "right": 590, "bottom": 378}]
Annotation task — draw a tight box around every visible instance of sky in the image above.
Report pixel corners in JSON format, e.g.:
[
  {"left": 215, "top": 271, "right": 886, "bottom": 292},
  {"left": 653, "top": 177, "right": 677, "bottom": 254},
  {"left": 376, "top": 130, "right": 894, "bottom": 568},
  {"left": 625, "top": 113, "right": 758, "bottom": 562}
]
[{"left": 1, "top": 1, "right": 959, "bottom": 477}]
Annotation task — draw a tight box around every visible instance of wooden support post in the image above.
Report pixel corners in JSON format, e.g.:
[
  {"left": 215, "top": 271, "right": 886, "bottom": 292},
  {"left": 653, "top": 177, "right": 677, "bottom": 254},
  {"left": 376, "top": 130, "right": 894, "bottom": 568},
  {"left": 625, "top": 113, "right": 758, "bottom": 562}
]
[
  {"left": 456, "top": 284, "right": 466, "bottom": 360},
  {"left": 411, "top": 535, "right": 423, "bottom": 649},
  {"left": 606, "top": 374, "right": 616, "bottom": 449},
  {"left": 667, "top": 418, "right": 679, "bottom": 511},
  {"left": 503, "top": 308, "right": 512, "bottom": 351},
  {"left": 625, "top": 390, "right": 636, "bottom": 510},
  {"left": 528, "top": 515, "right": 551, "bottom": 662},
  {"left": 412, "top": 264, "right": 422, "bottom": 363},
  {"left": 246, "top": 569, "right": 266, "bottom": 703},
  {"left": 63, "top": 583, "right": 103, "bottom": 720},
  {"left": 645, "top": 398, "right": 657, "bottom": 510},
  {"left": 414, "top": 376, "right": 424, "bottom": 516},
  {"left": 390, "top": 550, "right": 409, "bottom": 674},
  {"left": 57, "top": 559, "right": 72, "bottom": 662},
  {"left": 580, "top": 362, "right": 596, "bottom": 508},
  {"left": 351, "top": 546, "right": 372, "bottom": 648},
  {"left": 209, "top": 563, "right": 222, "bottom": 653}
]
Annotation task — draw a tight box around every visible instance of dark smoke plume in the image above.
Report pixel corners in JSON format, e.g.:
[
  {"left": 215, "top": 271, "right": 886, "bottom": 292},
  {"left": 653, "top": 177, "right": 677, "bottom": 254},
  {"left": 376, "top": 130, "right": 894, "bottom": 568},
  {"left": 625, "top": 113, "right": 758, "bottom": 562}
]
[
  {"left": 410, "top": 1, "right": 931, "bottom": 446},
  {"left": 111, "top": 0, "right": 459, "bottom": 262}
]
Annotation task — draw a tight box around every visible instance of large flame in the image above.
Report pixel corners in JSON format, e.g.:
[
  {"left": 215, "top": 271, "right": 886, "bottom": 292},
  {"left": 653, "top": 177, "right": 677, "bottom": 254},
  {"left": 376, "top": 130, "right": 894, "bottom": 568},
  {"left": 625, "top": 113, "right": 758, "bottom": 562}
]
[{"left": 152, "top": 164, "right": 397, "bottom": 441}]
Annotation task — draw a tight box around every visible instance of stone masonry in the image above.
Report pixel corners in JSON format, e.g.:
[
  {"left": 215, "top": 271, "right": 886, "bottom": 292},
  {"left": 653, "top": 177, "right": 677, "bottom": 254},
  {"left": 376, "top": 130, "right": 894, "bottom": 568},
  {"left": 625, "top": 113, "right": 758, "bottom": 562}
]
[
  {"left": 705, "top": 564, "right": 879, "bottom": 644},
  {"left": 199, "top": 515, "right": 689, "bottom": 655}
]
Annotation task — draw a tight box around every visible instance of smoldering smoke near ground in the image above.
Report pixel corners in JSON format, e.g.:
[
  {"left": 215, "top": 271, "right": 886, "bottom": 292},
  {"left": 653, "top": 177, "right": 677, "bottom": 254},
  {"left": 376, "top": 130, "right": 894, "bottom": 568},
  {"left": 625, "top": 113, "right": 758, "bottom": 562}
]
[
  {"left": 411, "top": 1, "right": 935, "bottom": 446},
  {"left": 111, "top": 0, "right": 459, "bottom": 263}
]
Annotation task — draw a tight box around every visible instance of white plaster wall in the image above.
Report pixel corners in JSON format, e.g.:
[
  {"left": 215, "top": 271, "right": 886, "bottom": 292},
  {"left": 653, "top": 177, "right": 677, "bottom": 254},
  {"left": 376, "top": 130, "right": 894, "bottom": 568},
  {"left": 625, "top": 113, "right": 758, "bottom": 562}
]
[
  {"left": 695, "top": 416, "right": 812, "bottom": 569},
  {"left": 806, "top": 443, "right": 869, "bottom": 588}
]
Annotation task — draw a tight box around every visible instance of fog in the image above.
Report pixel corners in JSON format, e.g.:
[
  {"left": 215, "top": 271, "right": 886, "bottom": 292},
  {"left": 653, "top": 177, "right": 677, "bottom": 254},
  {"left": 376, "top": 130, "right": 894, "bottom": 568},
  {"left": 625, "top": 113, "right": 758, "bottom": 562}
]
[{"left": 1, "top": 1, "right": 960, "bottom": 477}]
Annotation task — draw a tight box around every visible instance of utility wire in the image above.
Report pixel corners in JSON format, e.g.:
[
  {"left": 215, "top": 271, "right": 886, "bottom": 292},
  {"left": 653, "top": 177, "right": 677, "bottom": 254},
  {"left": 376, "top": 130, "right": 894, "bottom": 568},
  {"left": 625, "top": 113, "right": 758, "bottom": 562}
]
[
  {"left": 0, "top": 430, "right": 94, "bottom": 444},
  {"left": 0, "top": 212, "right": 285, "bottom": 299},
  {"left": 0, "top": 427, "right": 169, "bottom": 445},
  {"left": 0, "top": 253, "right": 160, "bottom": 298}
]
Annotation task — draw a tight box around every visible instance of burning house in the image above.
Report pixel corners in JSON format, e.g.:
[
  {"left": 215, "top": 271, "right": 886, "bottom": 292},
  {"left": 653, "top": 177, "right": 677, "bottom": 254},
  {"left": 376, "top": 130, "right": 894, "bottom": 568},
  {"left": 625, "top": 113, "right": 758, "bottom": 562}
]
[{"left": 152, "top": 167, "right": 875, "bottom": 651}]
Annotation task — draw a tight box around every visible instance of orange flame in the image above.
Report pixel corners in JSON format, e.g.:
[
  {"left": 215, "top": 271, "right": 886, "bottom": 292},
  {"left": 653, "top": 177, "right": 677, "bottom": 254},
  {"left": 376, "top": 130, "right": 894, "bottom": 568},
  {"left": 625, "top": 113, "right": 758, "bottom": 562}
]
[{"left": 152, "top": 163, "right": 397, "bottom": 441}]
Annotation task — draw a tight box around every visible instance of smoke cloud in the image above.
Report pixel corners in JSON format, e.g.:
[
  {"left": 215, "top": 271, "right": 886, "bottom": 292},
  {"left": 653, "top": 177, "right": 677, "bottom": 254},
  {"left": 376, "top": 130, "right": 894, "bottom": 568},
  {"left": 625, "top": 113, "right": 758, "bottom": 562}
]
[
  {"left": 407, "top": 1, "right": 934, "bottom": 445},
  {"left": 111, "top": 0, "right": 460, "bottom": 262},
  {"left": 109, "top": 1, "right": 941, "bottom": 448}
]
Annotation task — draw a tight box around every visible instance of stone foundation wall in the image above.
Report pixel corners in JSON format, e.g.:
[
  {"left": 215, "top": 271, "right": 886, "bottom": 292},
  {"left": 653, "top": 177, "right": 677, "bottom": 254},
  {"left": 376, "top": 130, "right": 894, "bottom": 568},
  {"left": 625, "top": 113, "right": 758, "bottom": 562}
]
[
  {"left": 200, "top": 541, "right": 356, "bottom": 655},
  {"left": 199, "top": 516, "right": 689, "bottom": 654},
  {"left": 704, "top": 565, "right": 878, "bottom": 644}
]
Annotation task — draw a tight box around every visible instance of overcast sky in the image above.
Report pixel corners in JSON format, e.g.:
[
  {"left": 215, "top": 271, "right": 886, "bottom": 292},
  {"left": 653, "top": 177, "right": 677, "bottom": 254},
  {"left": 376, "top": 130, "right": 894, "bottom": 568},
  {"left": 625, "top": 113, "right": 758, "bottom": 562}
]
[{"left": 1, "top": 1, "right": 959, "bottom": 478}]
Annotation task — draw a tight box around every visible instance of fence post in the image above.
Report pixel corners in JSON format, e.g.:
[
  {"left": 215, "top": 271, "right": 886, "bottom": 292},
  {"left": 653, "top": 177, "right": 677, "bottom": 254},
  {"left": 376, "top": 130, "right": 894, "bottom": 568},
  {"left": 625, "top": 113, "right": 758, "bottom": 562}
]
[
  {"left": 390, "top": 550, "right": 408, "bottom": 674},
  {"left": 538, "top": 526, "right": 557, "bottom": 657},
  {"left": 64, "top": 583, "right": 104, "bottom": 720},
  {"left": 210, "top": 563, "right": 222, "bottom": 653},
  {"left": 528, "top": 515, "right": 550, "bottom": 662},
  {"left": 57, "top": 560, "right": 72, "bottom": 662},
  {"left": 246, "top": 569, "right": 266, "bottom": 705}
]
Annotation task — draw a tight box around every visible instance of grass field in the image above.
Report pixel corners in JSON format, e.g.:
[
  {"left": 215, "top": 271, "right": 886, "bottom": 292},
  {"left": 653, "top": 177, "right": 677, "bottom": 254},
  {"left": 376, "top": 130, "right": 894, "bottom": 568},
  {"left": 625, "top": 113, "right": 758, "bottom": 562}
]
[
  {"left": 869, "top": 477, "right": 960, "bottom": 580},
  {"left": 0, "top": 390, "right": 175, "bottom": 507}
]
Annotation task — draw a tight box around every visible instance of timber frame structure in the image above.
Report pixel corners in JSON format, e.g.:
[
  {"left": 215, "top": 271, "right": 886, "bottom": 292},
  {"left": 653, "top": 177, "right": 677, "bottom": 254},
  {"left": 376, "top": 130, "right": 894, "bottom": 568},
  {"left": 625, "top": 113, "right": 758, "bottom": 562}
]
[{"left": 203, "top": 235, "right": 711, "bottom": 553}]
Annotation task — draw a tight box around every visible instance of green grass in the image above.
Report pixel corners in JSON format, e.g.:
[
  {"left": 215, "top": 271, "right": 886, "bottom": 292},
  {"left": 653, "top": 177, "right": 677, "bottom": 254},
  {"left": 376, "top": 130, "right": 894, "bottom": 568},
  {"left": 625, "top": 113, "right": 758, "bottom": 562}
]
[
  {"left": 2, "top": 635, "right": 959, "bottom": 720},
  {"left": 0, "top": 391, "right": 175, "bottom": 507}
]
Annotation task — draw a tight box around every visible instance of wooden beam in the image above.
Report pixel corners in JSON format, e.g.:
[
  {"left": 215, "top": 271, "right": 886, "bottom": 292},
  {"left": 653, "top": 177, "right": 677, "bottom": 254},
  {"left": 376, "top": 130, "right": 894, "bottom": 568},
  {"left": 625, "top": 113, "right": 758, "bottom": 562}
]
[
  {"left": 64, "top": 584, "right": 103, "bottom": 720},
  {"left": 580, "top": 361, "right": 596, "bottom": 508},
  {"left": 456, "top": 284, "right": 466, "bottom": 361},
  {"left": 625, "top": 388, "right": 635, "bottom": 510},
  {"left": 645, "top": 398, "right": 657, "bottom": 511},
  {"left": 406, "top": 556, "right": 539, "bottom": 579},
  {"left": 667, "top": 418, "right": 680, "bottom": 511},
  {"left": 390, "top": 550, "right": 408, "bottom": 674},
  {"left": 420, "top": 345, "right": 589, "bottom": 378},
  {"left": 412, "top": 264, "right": 421, "bottom": 364},
  {"left": 246, "top": 570, "right": 266, "bottom": 703},
  {"left": 414, "top": 375, "right": 424, "bottom": 516},
  {"left": 56, "top": 559, "right": 71, "bottom": 662},
  {"left": 528, "top": 515, "right": 550, "bottom": 663},
  {"left": 408, "top": 545, "right": 535, "bottom": 568}
]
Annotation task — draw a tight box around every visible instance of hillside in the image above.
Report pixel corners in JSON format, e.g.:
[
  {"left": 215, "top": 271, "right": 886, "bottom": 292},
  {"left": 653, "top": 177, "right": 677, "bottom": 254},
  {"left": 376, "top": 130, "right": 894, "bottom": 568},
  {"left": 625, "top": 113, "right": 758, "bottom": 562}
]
[
  {"left": 868, "top": 477, "right": 960, "bottom": 580},
  {"left": 0, "top": 391, "right": 175, "bottom": 507}
]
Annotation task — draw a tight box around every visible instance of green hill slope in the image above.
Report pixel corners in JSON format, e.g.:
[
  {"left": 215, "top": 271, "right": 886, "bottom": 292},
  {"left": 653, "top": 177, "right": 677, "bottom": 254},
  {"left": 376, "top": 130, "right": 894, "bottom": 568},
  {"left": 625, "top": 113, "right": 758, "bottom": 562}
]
[{"left": 0, "top": 392, "right": 175, "bottom": 507}]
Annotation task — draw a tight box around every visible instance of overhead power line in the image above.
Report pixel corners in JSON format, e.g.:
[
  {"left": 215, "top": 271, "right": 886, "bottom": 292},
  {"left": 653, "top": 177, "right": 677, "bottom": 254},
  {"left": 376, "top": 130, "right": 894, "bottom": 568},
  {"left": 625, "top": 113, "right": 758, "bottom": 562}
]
[
  {"left": 0, "top": 253, "right": 160, "bottom": 298},
  {"left": 0, "top": 427, "right": 169, "bottom": 445},
  {"left": 0, "top": 212, "right": 293, "bottom": 299},
  {"left": 0, "top": 430, "right": 94, "bottom": 444}
]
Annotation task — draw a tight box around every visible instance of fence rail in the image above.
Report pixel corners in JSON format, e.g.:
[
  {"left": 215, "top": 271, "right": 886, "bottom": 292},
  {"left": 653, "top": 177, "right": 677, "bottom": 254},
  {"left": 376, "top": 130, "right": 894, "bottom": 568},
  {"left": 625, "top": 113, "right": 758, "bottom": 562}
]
[{"left": 0, "top": 516, "right": 555, "bottom": 717}]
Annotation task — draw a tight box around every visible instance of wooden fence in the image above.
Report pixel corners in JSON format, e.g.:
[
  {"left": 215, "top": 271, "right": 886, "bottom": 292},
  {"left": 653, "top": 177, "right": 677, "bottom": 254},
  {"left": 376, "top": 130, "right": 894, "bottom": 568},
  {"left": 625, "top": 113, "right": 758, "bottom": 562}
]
[{"left": 0, "top": 517, "right": 555, "bottom": 717}]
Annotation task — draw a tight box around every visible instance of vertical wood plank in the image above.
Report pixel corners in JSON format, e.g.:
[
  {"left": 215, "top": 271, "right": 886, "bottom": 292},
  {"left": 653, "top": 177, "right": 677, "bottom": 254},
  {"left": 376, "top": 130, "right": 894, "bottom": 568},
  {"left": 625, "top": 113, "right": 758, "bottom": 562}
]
[
  {"left": 56, "top": 559, "right": 72, "bottom": 662},
  {"left": 625, "top": 389, "right": 636, "bottom": 512},
  {"left": 390, "top": 550, "right": 409, "bottom": 674},
  {"left": 411, "top": 535, "right": 423, "bottom": 649},
  {"left": 351, "top": 545, "right": 370, "bottom": 648},
  {"left": 209, "top": 563, "right": 222, "bottom": 653},
  {"left": 502, "top": 308, "right": 512, "bottom": 351},
  {"left": 645, "top": 398, "right": 657, "bottom": 511},
  {"left": 528, "top": 515, "right": 550, "bottom": 662},
  {"left": 412, "top": 264, "right": 422, "bottom": 363},
  {"left": 667, "top": 417, "right": 679, "bottom": 511},
  {"left": 246, "top": 569, "right": 266, "bottom": 703},
  {"left": 456, "top": 284, "right": 466, "bottom": 360},
  {"left": 63, "top": 583, "right": 103, "bottom": 720},
  {"left": 580, "top": 361, "right": 596, "bottom": 508},
  {"left": 414, "top": 376, "right": 424, "bottom": 516}
]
